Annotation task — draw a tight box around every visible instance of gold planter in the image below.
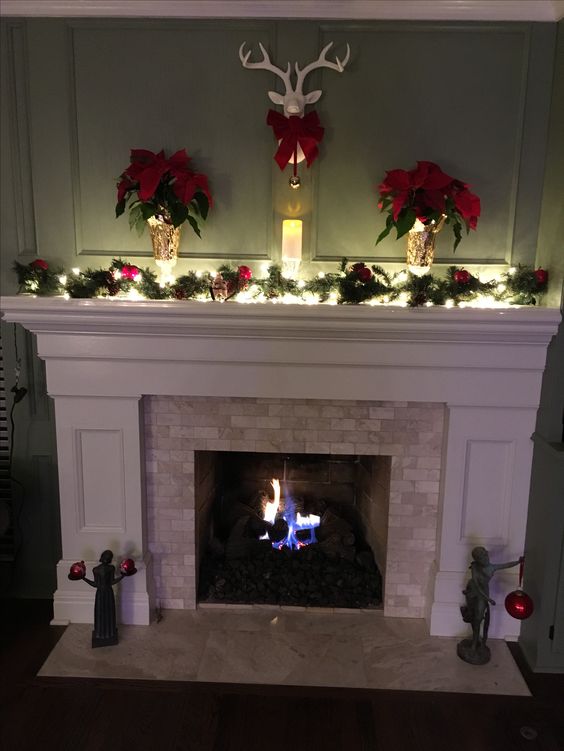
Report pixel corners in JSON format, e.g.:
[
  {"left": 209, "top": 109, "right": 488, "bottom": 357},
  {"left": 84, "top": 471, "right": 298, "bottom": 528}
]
[
  {"left": 406, "top": 216, "right": 446, "bottom": 276},
  {"left": 147, "top": 216, "right": 180, "bottom": 285}
]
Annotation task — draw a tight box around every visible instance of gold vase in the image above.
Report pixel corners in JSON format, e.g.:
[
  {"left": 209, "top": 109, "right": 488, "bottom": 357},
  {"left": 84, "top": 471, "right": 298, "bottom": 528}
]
[
  {"left": 406, "top": 217, "right": 446, "bottom": 276},
  {"left": 147, "top": 216, "right": 181, "bottom": 285}
]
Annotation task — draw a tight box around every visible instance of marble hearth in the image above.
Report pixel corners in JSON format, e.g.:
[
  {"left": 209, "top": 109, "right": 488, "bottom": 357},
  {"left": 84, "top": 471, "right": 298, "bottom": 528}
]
[{"left": 0, "top": 297, "right": 560, "bottom": 639}]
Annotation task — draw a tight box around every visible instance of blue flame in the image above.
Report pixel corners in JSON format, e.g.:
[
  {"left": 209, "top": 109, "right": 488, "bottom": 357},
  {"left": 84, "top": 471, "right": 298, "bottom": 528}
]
[{"left": 272, "top": 491, "right": 320, "bottom": 550}]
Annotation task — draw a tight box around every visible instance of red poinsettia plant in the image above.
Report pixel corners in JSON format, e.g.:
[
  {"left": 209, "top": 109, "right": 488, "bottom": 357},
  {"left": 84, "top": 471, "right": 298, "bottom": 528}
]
[
  {"left": 116, "top": 148, "right": 212, "bottom": 237},
  {"left": 376, "top": 161, "right": 481, "bottom": 251}
]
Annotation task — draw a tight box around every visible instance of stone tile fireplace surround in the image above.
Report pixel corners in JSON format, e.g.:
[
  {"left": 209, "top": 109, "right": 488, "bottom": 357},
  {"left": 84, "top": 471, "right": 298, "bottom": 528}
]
[
  {"left": 0, "top": 297, "right": 560, "bottom": 640},
  {"left": 145, "top": 396, "right": 444, "bottom": 618}
]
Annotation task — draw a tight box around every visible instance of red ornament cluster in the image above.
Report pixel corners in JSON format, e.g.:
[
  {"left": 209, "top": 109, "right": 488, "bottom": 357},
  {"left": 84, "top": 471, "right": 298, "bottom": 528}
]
[
  {"left": 121, "top": 264, "right": 140, "bottom": 280},
  {"left": 453, "top": 269, "right": 471, "bottom": 284},
  {"left": 30, "top": 259, "right": 49, "bottom": 271},
  {"left": 68, "top": 560, "right": 86, "bottom": 580},
  {"left": 237, "top": 265, "right": 253, "bottom": 282},
  {"left": 505, "top": 589, "right": 534, "bottom": 620},
  {"left": 351, "top": 262, "right": 373, "bottom": 283},
  {"left": 120, "top": 558, "right": 137, "bottom": 576},
  {"left": 534, "top": 268, "right": 548, "bottom": 285}
]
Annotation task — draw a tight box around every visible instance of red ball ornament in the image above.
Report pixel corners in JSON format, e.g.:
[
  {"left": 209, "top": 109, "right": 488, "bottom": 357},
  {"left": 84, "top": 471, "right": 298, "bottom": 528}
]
[
  {"left": 453, "top": 269, "right": 471, "bottom": 284},
  {"left": 534, "top": 268, "right": 548, "bottom": 285},
  {"left": 505, "top": 589, "right": 534, "bottom": 620},
  {"left": 120, "top": 558, "right": 137, "bottom": 576},
  {"left": 238, "top": 265, "right": 252, "bottom": 281},
  {"left": 357, "top": 267, "right": 373, "bottom": 283},
  {"left": 30, "top": 259, "right": 49, "bottom": 271},
  {"left": 351, "top": 262, "right": 366, "bottom": 272},
  {"left": 68, "top": 560, "right": 86, "bottom": 580},
  {"left": 121, "top": 264, "right": 140, "bottom": 280}
]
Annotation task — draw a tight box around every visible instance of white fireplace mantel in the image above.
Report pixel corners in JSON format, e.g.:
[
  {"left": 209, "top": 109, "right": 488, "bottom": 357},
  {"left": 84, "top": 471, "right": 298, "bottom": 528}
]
[{"left": 1, "top": 296, "right": 561, "bottom": 637}]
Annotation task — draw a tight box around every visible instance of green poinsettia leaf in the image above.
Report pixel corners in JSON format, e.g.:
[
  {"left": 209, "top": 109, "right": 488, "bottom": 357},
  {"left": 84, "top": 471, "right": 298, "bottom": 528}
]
[
  {"left": 115, "top": 199, "right": 126, "bottom": 218},
  {"left": 186, "top": 214, "right": 202, "bottom": 238},
  {"left": 375, "top": 225, "right": 392, "bottom": 245},
  {"left": 169, "top": 203, "right": 188, "bottom": 228},
  {"left": 135, "top": 215, "right": 146, "bottom": 237},
  {"left": 376, "top": 214, "right": 394, "bottom": 245},
  {"left": 193, "top": 192, "right": 209, "bottom": 221},
  {"left": 128, "top": 204, "right": 143, "bottom": 231},
  {"left": 395, "top": 209, "right": 416, "bottom": 239},
  {"left": 140, "top": 203, "right": 156, "bottom": 221},
  {"left": 453, "top": 221, "right": 462, "bottom": 252}
]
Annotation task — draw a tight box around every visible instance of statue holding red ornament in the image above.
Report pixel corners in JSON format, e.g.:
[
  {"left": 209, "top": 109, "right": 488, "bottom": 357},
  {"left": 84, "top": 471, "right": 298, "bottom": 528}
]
[
  {"left": 68, "top": 550, "right": 137, "bottom": 648},
  {"left": 457, "top": 547, "right": 530, "bottom": 665}
]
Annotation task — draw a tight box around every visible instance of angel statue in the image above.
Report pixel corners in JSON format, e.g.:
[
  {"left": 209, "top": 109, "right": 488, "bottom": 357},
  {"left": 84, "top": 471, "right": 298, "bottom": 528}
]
[{"left": 457, "top": 546, "right": 522, "bottom": 665}]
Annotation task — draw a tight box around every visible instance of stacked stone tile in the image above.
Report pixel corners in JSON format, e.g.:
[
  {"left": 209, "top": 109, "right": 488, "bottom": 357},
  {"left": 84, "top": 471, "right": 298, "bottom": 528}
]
[{"left": 144, "top": 397, "right": 445, "bottom": 618}]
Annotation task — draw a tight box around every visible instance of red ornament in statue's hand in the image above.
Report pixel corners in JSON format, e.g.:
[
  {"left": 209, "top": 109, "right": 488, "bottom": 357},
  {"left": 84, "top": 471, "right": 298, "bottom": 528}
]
[
  {"left": 505, "top": 589, "right": 534, "bottom": 620},
  {"left": 68, "top": 561, "right": 86, "bottom": 580},
  {"left": 534, "top": 268, "right": 548, "bottom": 285},
  {"left": 120, "top": 558, "right": 137, "bottom": 576},
  {"left": 30, "top": 259, "right": 49, "bottom": 271},
  {"left": 238, "top": 265, "right": 252, "bottom": 281},
  {"left": 453, "top": 269, "right": 471, "bottom": 284}
]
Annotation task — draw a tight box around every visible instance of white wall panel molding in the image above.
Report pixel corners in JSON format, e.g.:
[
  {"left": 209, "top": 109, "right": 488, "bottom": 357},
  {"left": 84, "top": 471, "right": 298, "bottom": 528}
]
[
  {"left": 75, "top": 428, "right": 126, "bottom": 533},
  {"left": 4, "top": 22, "right": 37, "bottom": 256},
  {"left": 430, "top": 405, "right": 538, "bottom": 638},
  {"left": 50, "top": 394, "right": 152, "bottom": 625},
  {"left": 1, "top": 2, "right": 562, "bottom": 22}
]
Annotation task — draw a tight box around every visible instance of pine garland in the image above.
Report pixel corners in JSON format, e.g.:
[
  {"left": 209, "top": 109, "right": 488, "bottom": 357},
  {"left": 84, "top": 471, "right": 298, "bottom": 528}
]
[{"left": 11, "top": 257, "right": 550, "bottom": 308}]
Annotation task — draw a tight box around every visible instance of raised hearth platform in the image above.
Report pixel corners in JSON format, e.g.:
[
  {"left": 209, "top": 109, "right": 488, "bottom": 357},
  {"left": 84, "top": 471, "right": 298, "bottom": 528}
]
[{"left": 38, "top": 607, "right": 530, "bottom": 695}]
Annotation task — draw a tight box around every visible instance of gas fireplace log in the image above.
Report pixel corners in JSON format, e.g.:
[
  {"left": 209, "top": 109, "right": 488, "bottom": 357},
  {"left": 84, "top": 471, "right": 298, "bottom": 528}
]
[
  {"left": 225, "top": 537, "right": 271, "bottom": 560},
  {"left": 316, "top": 509, "right": 354, "bottom": 543},
  {"left": 220, "top": 499, "right": 264, "bottom": 531},
  {"left": 316, "top": 532, "right": 356, "bottom": 561},
  {"left": 269, "top": 517, "right": 289, "bottom": 543}
]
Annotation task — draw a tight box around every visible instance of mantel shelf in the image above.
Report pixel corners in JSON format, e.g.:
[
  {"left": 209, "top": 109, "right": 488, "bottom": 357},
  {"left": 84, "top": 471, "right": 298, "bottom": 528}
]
[{"left": 0, "top": 297, "right": 561, "bottom": 346}]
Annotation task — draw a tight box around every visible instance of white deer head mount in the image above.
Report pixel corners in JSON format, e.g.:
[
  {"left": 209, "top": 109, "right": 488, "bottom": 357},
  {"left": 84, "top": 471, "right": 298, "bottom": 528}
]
[{"left": 239, "top": 41, "right": 350, "bottom": 119}]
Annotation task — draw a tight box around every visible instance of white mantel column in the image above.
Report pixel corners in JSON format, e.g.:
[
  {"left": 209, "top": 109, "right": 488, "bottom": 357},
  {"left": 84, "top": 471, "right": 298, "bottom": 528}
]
[
  {"left": 430, "top": 405, "right": 538, "bottom": 640},
  {"left": 51, "top": 395, "right": 153, "bottom": 625}
]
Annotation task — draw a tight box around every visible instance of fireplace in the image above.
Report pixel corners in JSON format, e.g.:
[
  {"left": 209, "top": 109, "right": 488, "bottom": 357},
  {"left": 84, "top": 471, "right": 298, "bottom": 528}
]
[
  {"left": 0, "top": 297, "right": 559, "bottom": 639},
  {"left": 144, "top": 395, "right": 444, "bottom": 617},
  {"left": 195, "top": 451, "right": 389, "bottom": 608},
  {"left": 194, "top": 451, "right": 387, "bottom": 608}
]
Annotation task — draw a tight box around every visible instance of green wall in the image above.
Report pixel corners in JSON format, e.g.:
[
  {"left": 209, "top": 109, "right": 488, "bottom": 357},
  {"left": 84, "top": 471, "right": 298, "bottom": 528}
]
[
  {"left": 0, "top": 19, "right": 558, "bottom": 285},
  {"left": 0, "top": 18, "right": 561, "bottom": 599}
]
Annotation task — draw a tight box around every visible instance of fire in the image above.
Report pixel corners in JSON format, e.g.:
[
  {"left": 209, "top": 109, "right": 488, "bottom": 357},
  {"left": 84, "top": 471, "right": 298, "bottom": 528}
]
[
  {"left": 260, "top": 478, "right": 320, "bottom": 550},
  {"left": 263, "top": 479, "right": 281, "bottom": 523}
]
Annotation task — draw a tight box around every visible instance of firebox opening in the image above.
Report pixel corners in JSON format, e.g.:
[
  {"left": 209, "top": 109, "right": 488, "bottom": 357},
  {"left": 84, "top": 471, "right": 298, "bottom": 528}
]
[{"left": 195, "top": 451, "right": 390, "bottom": 609}]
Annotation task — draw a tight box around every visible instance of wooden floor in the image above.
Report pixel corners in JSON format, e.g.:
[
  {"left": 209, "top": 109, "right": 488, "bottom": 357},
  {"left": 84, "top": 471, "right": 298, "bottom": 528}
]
[{"left": 1, "top": 601, "right": 563, "bottom": 751}]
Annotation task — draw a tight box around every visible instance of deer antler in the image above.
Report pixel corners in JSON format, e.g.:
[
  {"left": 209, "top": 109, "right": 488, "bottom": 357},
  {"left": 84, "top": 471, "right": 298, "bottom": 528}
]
[
  {"left": 295, "top": 42, "right": 351, "bottom": 93},
  {"left": 239, "top": 42, "right": 292, "bottom": 93}
]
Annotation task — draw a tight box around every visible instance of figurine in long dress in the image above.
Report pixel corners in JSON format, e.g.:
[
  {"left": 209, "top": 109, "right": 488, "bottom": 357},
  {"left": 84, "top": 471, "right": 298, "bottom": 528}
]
[
  {"left": 83, "top": 550, "right": 125, "bottom": 648},
  {"left": 457, "top": 546, "right": 522, "bottom": 665}
]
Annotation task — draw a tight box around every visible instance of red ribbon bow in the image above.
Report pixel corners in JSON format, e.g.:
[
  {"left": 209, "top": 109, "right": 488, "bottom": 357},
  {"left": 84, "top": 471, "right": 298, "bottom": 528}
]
[{"left": 266, "top": 110, "right": 324, "bottom": 172}]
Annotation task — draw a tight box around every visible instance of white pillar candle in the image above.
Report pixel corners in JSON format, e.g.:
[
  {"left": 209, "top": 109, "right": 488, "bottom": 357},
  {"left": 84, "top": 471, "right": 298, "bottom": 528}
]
[{"left": 282, "top": 219, "right": 303, "bottom": 262}]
